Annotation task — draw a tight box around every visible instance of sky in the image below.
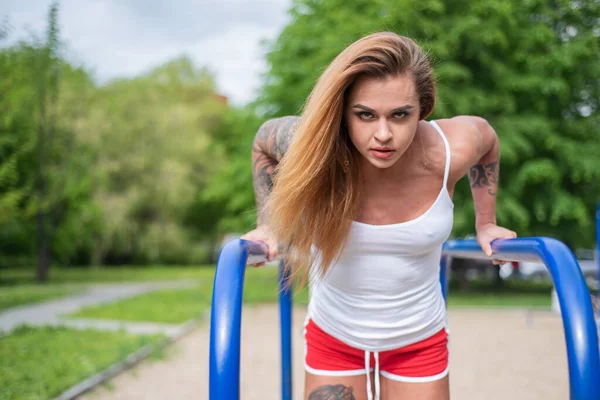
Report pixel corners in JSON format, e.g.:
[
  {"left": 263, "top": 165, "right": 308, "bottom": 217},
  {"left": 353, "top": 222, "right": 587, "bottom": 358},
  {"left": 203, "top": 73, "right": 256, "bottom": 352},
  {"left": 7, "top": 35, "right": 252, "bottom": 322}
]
[{"left": 0, "top": 0, "right": 292, "bottom": 105}]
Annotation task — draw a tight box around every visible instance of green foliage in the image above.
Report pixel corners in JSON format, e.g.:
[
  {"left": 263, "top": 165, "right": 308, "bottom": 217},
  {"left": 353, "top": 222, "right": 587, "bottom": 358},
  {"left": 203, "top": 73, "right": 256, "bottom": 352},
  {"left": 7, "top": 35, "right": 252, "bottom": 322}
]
[
  {"left": 0, "top": 325, "right": 163, "bottom": 400},
  {"left": 0, "top": 41, "right": 38, "bottom": 228},
  {"left": 2, "top": 0, "right": 599, "bottom": 271},
  {"left": 200, "top": 107, "right": 265, "bottom": 235},
  {"left": 83, "top": 57, "right": 226, "bottom": 265},
  {"left": 0, "top": 17, "right": 226, "bottom": 268},
  {"left": 258, "top": 0, "right": 600, "bottom": 248},
  {"left": 0, "top": 2, "right": 101, "bottom": 273}
]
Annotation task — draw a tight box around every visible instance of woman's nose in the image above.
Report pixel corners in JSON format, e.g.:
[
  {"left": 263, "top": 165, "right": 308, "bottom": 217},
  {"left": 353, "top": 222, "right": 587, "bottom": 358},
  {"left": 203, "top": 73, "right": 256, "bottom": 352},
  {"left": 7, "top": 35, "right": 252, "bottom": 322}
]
[{"left": 374, "top": 122, "right": 392, "bottom": 142}]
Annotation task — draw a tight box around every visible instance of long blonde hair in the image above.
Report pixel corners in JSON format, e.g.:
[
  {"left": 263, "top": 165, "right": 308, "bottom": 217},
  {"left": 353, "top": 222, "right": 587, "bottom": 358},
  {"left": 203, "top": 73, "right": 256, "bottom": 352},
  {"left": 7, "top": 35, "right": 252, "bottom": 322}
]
[{"left": 265, "top": 32, "right": 437, "bottom": 281}]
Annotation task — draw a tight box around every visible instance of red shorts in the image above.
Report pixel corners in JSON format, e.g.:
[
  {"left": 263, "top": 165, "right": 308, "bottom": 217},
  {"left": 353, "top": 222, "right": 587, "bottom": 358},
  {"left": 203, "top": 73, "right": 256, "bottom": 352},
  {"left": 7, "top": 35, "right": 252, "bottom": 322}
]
[{"left": 304, "top": 318, "right": 449, "bottom": 382}]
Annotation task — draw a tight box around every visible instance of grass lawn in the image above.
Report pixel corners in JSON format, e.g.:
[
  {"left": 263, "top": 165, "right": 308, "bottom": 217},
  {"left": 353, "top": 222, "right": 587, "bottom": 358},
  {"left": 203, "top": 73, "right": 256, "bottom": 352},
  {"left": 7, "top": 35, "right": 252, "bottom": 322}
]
[
  {"left": 0, "top": 267, "right": 215, "bottom": 312},
  {"left": 67, "top": 267, "right": 555, "bottom": 325},
  {"left": 447, "top": 279, "right": 554, "bottom": 307},
  {"left": 2, "top": 265, "right": 557, "bottom": 320},
  {"left": 1, "top": 266, "right": 214, "bottom": 286},
  {"left": 0, "top": 284, "right": 84, "bottom": 312},
  {"left": 69, "top": 284, "right": 213, "bottom": 324},
  {"left": 448, "top": 292, "right": 551, "bottom": 307},
  {"left": 67, "top": 266, "right": 305, "bottom": 324},
  {"left": 245, "top": 269, "right": 555, "bottom": 308},
  {"left": 0, "top": 265, "right": 557, "bottom": 400},
  {"left": 0, "top": 325, "right": 164, "bottom": 400}
]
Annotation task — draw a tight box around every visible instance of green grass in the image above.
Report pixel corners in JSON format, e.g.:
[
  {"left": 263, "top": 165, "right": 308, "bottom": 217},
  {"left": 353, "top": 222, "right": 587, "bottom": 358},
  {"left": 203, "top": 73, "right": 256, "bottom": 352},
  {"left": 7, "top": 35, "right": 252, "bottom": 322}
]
[
  {"left": 69, "top": 284, "right": 213, "bottom": 324},
  {"left": 67, "top": 268, "right": 555, "bottom": 325},
  {"left": 0, "top": 266, "right": 215, "bottom": 312},
  {"left": 0, "top": 266, "right": 215, "bottom": 286},
  {"left": 0, "top": 325, "right": 164, "bottom": 400},
  {"left": 448, "top": 293, "right": 551, "bottom": 307},
  {"left": 2, "top": 265, "right": 558, "bottom": 321},
  {"left": 447, "top": 279, "right": 554, "bottom": 307},
  {"left": 243, "top": 269, "right": 554, "bottom": 308},
  {"left": 67, "top": 266, "right": 306, "bottom": 323},
  {"left": 0, "top": 284, "right": 84, "bottom": 312}
]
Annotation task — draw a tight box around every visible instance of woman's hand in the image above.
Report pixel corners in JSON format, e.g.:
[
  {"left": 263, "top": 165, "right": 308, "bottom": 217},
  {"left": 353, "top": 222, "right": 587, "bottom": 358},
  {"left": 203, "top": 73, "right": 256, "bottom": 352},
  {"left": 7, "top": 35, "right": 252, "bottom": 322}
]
[
  {"left": 476, "top": 223, "right": 518, "bottom": 265},
  {"left": 240, "top": 225, "right": 279, "bottom": 267}
]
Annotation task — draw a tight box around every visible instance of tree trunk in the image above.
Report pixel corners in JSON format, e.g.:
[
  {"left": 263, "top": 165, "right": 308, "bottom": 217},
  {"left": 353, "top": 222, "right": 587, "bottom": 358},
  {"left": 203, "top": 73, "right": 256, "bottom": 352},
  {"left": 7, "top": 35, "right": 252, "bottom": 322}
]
[
  {"left": 36, "top": 122, "right": 49, "bottom": 282},
  {"left": 35, "top": 1, "right": 60, "bottom": 282},
  {"left": 36, "top": 211, "right": 50, "bottom": 282}
]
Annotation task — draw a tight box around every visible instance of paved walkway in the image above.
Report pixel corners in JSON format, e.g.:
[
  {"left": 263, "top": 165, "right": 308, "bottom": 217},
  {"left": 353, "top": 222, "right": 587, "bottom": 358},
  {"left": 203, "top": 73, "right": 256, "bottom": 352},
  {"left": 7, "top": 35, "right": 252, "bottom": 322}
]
[
  {"left": 82, "top": 305, "right": 571, "bottom": 400},
  {"left": 0, "top": 280, "right": 197, "bottom": 336}
]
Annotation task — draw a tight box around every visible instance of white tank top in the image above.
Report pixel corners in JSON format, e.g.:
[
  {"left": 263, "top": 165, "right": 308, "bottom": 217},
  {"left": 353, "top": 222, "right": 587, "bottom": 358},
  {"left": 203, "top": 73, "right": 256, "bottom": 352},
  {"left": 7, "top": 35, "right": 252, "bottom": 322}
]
[{"left": 307, "top": 120, "right": 454, "bottom": 352}]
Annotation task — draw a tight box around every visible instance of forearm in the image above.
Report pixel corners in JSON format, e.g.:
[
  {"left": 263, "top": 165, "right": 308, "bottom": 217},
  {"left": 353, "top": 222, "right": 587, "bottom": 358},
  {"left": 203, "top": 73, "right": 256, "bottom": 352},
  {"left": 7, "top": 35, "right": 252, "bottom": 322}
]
[{"left": 468, "top": 120, "right": 499, "bottom": 230}]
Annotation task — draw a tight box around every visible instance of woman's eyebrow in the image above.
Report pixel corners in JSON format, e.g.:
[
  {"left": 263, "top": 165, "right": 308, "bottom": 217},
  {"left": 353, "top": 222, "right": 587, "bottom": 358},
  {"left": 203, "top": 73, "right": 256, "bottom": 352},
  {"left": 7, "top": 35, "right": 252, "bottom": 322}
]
[{"left": 352, "top": 104, "right": 415, "bottom": 113}]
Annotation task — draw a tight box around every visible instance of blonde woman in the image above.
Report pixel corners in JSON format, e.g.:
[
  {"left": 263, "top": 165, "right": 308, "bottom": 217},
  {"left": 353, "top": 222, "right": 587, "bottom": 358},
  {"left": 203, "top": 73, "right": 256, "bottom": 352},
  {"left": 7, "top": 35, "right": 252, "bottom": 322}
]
[{"left": 242, "top": 32, "right": 517, "bottom": 400}]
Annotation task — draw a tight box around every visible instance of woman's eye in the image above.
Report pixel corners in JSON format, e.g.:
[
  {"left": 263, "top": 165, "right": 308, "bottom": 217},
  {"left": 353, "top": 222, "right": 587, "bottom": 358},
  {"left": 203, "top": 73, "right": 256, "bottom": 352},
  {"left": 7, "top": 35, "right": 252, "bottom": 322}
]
[
  {"left": 393, "top": 112, "right": 409, "bottom": 119},
  {"left": 356, "top": 112, "right": 373, "bottom": 120}
]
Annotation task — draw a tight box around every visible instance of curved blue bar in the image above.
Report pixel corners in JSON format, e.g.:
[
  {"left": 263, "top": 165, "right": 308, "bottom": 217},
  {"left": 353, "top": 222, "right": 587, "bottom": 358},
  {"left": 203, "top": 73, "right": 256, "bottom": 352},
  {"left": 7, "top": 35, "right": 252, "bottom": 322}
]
[
  {"left": 210, "top": 237, "right": 600, "bottom": 400},
  {"left": 209, "top": 239, "right": 290, "bottom": 400},
  {"left": 279, "top": 261, "right": 293, "bottom": 400},
  {"left": 439, "top": 254, "right": 450, "bottom": 303},
  {"left": 596, "top": 202, "right": 599, "bottom": 297},
  {"left": 209, "top": 239, "right": 248, "bottom": 400},
  {"left": 209, "top": 239, "right": 269, "bottom": 400},
  {"left": 443, "top": 237, "right": 600, "bottom": 399}
]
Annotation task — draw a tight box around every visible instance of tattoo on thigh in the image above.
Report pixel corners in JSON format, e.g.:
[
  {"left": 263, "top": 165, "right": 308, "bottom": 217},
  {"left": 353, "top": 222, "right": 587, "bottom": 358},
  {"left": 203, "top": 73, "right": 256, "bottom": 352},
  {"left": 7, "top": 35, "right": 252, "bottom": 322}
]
[{"left": 308, "top": 384, "right": 356, "bottom": 400}]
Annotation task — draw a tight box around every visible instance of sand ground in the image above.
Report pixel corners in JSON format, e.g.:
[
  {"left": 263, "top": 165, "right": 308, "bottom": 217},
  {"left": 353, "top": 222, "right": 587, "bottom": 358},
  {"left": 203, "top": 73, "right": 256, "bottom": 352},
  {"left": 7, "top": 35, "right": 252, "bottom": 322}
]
[{"left": 81, "top": 305, "right": 569, "bottom": 400}]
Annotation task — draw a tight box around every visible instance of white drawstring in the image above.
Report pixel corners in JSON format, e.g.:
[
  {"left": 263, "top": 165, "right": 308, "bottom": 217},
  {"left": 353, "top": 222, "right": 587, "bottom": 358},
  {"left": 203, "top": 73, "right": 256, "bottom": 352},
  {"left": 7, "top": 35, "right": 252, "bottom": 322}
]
[
  {"left": 365, "top": 351, "right": 373, "bottom": 400},
  {"left": 374, "top": 351, "right": 381, "bottom": 400},
  {"left": 364, "top": 351, "right": 381, "bottom": 400}
]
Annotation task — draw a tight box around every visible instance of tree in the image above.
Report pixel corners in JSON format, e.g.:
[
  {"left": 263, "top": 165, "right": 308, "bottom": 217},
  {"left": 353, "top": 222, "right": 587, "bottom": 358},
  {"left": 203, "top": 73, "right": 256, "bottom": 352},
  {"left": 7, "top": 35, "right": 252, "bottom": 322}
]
[
  {"left": 0, "top": 26, "right": 39, "bottom": 270},
  {"left": 83, "top": 57, "right": 226, "bottom": 265},
  {"left": 200, "top": 107, "right": 265, "bottom": 237},
  {"left": 258, "top": 0, "right": 600, "bottom": 248},
  {"left": 33, "top": 1, "right": 61, "bottom": 281},
  {"left": 0, "top": 3, "right": 99, "bottom": 273}
]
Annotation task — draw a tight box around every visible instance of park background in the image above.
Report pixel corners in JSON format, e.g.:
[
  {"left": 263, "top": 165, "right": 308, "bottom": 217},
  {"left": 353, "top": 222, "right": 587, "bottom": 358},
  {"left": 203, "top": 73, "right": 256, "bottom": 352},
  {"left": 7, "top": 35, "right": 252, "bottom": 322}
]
[{"left": 0, "top": 0, "right": 599, "bottom": 399}]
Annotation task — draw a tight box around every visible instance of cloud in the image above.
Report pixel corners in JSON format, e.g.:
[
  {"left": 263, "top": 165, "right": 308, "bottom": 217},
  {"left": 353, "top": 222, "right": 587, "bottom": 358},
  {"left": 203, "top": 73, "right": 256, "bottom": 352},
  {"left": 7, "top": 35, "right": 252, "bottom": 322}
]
[{"left": 0, "top": 0, "right": 291, "bottom": 105}]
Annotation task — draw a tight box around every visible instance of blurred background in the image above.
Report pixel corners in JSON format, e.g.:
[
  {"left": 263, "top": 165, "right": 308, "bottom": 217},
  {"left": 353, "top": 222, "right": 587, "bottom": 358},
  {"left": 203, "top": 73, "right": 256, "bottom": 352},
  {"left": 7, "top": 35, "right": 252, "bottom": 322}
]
[{"left": 0, "top": 0, "right": 598, "bottom": 399}]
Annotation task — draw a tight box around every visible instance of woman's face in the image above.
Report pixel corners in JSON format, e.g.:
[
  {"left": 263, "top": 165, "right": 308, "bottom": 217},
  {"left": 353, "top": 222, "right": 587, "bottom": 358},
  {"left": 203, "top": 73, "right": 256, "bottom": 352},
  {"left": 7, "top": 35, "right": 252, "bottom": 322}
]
[{"left": 344, "top": 74, "right": 421, "bottom": 170}]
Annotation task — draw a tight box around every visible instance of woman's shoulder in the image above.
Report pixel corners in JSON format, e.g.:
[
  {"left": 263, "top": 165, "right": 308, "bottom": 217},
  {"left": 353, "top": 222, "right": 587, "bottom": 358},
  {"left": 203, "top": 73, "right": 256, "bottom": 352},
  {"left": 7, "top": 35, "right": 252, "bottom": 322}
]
[
  {"left": 425, "top": 117, "right": 485, "bottom": 183},
  {"left": 429, "top": 117, "right": 482, "bottom": 155},
  {"left": 255, "top": 116, "right": 301, "bottom": 161}
]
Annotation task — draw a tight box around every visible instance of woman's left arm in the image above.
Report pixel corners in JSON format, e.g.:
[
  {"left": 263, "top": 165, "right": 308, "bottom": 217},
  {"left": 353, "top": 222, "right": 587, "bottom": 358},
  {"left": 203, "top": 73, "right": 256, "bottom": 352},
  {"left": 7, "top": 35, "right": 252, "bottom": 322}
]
[{"left": 459, "top": 116, "right": 517, "bottom": 259}]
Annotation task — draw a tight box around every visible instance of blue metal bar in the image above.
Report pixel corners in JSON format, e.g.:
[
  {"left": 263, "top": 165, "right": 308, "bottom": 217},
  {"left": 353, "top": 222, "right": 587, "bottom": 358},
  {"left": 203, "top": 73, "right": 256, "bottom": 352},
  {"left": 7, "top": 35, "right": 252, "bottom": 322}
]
[
  {"left": 209, "top": 239, "right": 267, "bottom": 400},
  {"left": 442, "top": 237, "right": 600, "bottom": 399},
  {"left": 279, "top": 261, "right": 293, "bottom": 400},
  {"left": 210, "top": 237, "right": 600, "bottom": 399},
  {"left": 596, "top": 202, "right": 599, "bottom": 298},
  {"left": 439, "top": 254, "right": 450, "bottom": 304}
]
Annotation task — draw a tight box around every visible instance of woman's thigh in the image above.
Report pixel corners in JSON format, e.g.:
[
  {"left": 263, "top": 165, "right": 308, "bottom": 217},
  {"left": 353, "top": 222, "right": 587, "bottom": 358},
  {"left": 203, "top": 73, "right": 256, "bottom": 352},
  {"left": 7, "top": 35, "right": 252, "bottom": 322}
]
[
  {"left": 380, "top": 373, "right": 449, "bottom": 400},
  {"left": 305, "top": 371, "right": 374, "bottom": 400}
]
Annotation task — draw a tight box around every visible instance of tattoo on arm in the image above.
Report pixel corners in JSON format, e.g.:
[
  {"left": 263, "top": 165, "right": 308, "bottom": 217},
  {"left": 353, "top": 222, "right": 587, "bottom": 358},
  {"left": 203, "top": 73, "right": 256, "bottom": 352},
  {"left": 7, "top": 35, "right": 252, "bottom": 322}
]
[
  {"left": 252, "top": 116, "right": 300, "bottom": 223},
  {"left": 308, "top": 384, "right": 356, "bottom": 400},
  {"left": 469, "top": 161, "right": 498, "bottom": 196}
]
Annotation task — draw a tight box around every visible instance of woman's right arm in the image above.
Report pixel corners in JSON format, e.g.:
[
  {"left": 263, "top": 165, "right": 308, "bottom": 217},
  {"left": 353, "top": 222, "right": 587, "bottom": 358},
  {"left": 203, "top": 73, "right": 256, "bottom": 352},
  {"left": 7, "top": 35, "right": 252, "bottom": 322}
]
[
  {"left": 252, "top": 116, "right": 300, "bottom": 224},
  {"left": 243, "top": 116, "right": 299, "bottom": 263}
]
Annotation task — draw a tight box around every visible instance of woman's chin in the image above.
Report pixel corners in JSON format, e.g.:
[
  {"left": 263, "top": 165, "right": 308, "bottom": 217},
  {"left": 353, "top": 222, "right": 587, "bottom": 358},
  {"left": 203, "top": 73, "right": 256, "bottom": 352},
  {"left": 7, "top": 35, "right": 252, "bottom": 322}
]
[{"left": 365, "top": 156, "right": 398, "bottom": 170}]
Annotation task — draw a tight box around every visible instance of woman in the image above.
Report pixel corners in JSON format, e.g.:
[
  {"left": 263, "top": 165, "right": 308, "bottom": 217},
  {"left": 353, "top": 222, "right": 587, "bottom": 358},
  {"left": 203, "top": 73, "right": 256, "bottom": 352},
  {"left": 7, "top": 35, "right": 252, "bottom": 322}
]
[{"left": 242, "top": 32, "right": 516, "bottom": 400}]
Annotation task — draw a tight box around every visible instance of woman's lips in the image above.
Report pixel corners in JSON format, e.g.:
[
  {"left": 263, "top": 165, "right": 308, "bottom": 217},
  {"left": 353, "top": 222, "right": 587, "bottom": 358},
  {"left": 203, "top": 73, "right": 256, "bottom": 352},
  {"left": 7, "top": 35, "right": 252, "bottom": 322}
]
[{"left": 371, "top": 149, "right": 395, "bottom": 159}]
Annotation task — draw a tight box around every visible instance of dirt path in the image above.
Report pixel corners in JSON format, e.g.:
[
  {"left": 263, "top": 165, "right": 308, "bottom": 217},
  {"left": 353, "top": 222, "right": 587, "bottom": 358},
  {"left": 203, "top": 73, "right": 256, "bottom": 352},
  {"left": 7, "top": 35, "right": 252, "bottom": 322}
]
[
  {"left": 81, "top": 305, "right": 569, "bottom": 400},
  {"left": 0, "top": 280, "right": 196, "bottom": 334}
]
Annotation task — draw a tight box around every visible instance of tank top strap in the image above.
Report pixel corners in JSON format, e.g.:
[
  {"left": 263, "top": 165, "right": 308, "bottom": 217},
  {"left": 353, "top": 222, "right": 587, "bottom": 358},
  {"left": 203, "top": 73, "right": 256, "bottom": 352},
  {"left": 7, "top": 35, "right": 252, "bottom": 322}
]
[{"left": 428, "top": 120, "right": 451, "bottom": 187}]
